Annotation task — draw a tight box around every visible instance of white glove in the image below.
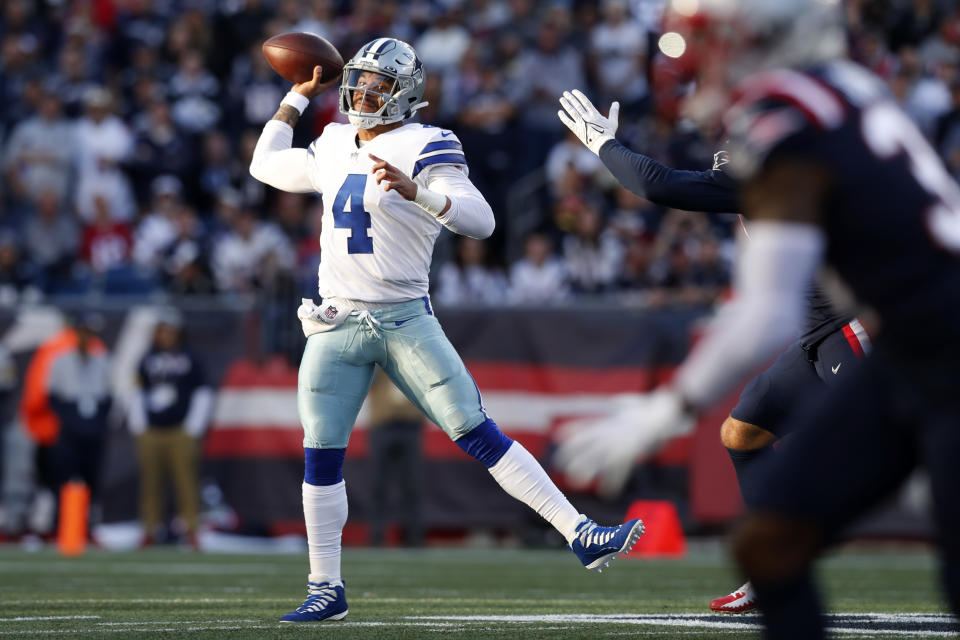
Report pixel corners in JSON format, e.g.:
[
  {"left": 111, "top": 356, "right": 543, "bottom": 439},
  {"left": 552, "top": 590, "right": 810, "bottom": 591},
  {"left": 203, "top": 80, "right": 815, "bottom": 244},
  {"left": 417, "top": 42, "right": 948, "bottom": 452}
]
[
  {"left": 557, "top": 89, "right": 619, "bottom": 155},
  {"left": 554, "top": 389, "right": 695, "bottom": 497}
]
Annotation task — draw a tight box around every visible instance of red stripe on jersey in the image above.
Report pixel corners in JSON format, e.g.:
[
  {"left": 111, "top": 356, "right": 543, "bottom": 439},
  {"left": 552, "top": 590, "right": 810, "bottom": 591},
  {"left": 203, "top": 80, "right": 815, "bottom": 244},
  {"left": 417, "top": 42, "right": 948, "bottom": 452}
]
[
  {"left": 842, "top": 323, "right": 865, "bottom": 358},
  {"left": 731, "top": 69, "right": 846, "bottom": 130}
]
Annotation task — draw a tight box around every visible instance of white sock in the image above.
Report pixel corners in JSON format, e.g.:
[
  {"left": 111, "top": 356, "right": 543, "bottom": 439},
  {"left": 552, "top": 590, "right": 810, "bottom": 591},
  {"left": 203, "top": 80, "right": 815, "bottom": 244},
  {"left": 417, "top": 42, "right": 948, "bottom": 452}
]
[
  {"left": 302, "top": 481, "right": 347, "bottom": 585},
  {"left": 488, "top": 442, "right": 582, "bottom": 543}
]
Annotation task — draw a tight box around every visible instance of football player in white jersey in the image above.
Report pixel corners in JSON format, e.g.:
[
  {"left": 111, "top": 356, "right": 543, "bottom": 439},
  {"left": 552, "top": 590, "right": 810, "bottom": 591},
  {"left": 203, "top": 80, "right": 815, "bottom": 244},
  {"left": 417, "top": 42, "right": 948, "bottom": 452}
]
[{"left": 249, "top": 37, "right": 645, "bottom": 623}]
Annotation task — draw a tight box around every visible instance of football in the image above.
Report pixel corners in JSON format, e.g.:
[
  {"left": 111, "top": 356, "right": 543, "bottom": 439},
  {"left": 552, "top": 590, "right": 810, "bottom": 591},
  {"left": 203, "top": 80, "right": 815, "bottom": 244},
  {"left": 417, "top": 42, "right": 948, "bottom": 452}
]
[{"left": 262, "top": 32, "right": 344, "bottom": 84}]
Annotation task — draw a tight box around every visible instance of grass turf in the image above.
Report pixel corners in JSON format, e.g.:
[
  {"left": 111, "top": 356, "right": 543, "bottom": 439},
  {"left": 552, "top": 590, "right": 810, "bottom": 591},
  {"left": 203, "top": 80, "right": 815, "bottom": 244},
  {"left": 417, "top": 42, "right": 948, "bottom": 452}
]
[{"left": 0, "top": 544, "right": 949, "bottom": 638}]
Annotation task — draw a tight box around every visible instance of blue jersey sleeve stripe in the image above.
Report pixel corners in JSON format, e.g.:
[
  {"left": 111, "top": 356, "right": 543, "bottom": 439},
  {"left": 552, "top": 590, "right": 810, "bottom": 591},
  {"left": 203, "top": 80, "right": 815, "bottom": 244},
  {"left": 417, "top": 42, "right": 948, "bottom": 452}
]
[
  {"left": 420, "top": 140, "right": 463, "bottom": 154},
  {"left": 413, "top": 153, "right": 467, "bottom": 177}
]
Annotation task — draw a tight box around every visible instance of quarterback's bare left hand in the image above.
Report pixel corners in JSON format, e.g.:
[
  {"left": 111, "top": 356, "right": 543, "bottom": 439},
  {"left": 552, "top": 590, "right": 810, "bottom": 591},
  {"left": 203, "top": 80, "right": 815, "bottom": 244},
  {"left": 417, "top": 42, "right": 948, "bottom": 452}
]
[
  {"left": 370, "top": 154, "right": 418, "bottom": 200},
  {"left": 557, "top": 89, "right": 619, "bottom": 156},
  {"left": 554, "top": 389, "right": 695, "bottom": 497}
]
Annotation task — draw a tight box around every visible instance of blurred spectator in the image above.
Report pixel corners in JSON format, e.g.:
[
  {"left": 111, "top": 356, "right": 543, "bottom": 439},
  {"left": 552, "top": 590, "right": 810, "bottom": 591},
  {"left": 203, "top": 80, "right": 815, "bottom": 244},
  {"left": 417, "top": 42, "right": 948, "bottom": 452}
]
[
  {"left": 3, "top": 86, "right": 75, "bottom": 206},
  {"left": 212, "top": 207, "right": 295, "bottom": 293},
  {"left": 221, "top": 0, "right": 272, "bottom": 54},
  {"left": 113, "top": 0, "right": 168, "bottom": 64},
  {"left": 162, "top": 207, "right": 216, "bottom": 297},
  {"left": 366, "top": 369, "right": 424, "bottom": 547},
  {"left": 22, "top": 191, "right": 80, "bottom": 293},
  {"left": 128, "top": 311, "right": 213, "bottom": 548},
  {"left": 196, "top": 130, "right": 239, "bottom": 211},
  {"left": 237, "top": 129, "right": 270, "bottom": 209},
  {"left": 589, "top": 0, "right": 649, "bottom": 111},
  {"left": 562, "top": 201, "right": 624, "bottom": 295},
  {"left": 888, "top": 0, "right": 943, "bottom": 52},
  {"left": 469, "top": 0, "right": 512, "bottom": 36},
  {"left": 618, "top": 236, "right": 656, "bottom": 292},
  {"left": 415, "top": 6, "right": 471, "bottom": 74},
  {"left": 631, "top": 0, "right": 669, "bottom": 54},
  {"left": 0, "top": 231, "right": 40, "bottom": 306},
  {"left": 229, "top": 43, "right": 288, "bottom": 133},
  {"left": 435, "top": 237, "right": 507, "bottom": 306},
  {"left": 902, "top": 56, "right": 954, "bottom": 137},
  {"left": 74, "top": 87, "right": 135, "bottom": 223},
  {"left": 209, "top": 186, "right": 244, "bottom": 239},
  {"left": 46, "top": 314, "right": 111, "bottom": 527},
  {"left": 132, "top": 175, "right": 183, "bottom": 270},
  {"left": 272, "top": 192, "right": 310, "bottom": 245},
  {"left": 296, "top": 200, "right": 323, "bottom": 297},
  {"left": 452, "top": 59, "right": 516, "bottom": 216},
  {"left": 81, "top": 196, "right": 133, "bottom": 275},
  {"left": 293, "top": 0, "right": 336, "bottom": 41},
  {"left": 0, "top": 34, "right": 40, "bottom": 133},
  {"left": 608, "top": 185, "right": 661, "bottom": 243},
  {"left": 56, "top": 43, "right": 98, "bottom": 119},
  {"left": 511, "top": 21, "right": 586, "bottom": 170},
  {"left": 508, "top": 231, "right": 569, "bottom": 304},
  {"left": 647, "top": 210, "right": 729, "bottom": 304},
  {"left": 128, "top": 99, "right": 195, "bottom": 205},
  {"left": 545, "top": 130, "right": 606, "bottom": 199},
  {"left": 120, "top": 44, "right": 173, "bottom": 106},
  {"left": 165, "top": 10, "right": 213, "bottom": 63},
  {"left": 169, "top": 49, "right": 221, "bottom": 134}
]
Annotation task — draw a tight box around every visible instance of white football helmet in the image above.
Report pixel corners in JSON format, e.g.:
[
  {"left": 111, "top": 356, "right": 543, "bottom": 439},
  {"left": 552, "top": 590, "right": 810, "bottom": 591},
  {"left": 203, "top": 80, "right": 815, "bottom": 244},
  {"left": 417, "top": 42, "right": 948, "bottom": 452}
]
[{"left": 339, "top": 38, "right": 428, "bottom": 130}]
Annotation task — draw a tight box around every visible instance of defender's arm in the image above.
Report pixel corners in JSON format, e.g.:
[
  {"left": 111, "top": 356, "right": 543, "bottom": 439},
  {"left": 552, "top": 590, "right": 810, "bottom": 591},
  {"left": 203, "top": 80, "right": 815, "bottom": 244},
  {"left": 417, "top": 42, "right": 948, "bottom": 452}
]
[{"left": 599, "top": 140, "right": 741, "bottom": 213}]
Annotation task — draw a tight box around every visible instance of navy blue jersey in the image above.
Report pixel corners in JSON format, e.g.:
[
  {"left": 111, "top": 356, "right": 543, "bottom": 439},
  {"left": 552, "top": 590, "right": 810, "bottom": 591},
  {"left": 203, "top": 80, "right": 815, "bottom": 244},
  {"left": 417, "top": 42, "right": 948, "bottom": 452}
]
[
  {"left": 137, "top": 349, "right": 208, "bottom": 428},
  {"left": 724, "top": 61, "right": 960, "bottom": 376},
  {"left": 598, "top": 140, "right": 851, "bottom": 347}
]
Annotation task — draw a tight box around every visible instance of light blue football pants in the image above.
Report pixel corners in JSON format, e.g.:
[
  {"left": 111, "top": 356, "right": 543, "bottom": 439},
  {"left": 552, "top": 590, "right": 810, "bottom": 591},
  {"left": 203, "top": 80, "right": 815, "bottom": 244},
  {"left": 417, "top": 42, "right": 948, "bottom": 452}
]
[{"left": 298, "top": 297, "right": 488, "bottom": 449}]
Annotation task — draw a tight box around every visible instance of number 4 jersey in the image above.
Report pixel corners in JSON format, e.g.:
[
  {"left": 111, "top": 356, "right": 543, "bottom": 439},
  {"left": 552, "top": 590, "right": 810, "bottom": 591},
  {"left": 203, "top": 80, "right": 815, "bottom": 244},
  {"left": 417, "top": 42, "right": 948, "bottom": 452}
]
[
  {"left": 306, "top": 123, "right": 482, "bottom": 303},
  {"left": 723, "top": 60, "right": 960, "bottom": 365}
]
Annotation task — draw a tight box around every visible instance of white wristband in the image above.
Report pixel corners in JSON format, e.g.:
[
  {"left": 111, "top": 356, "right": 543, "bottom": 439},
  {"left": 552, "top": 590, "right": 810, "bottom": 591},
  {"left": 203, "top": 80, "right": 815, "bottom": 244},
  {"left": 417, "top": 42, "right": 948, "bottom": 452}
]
[
  {"left": 281, "top": 91, "right": 310, "bottom": 115},
  {"left": 413, "top": 186, "right": 448, "bottom": 217}
]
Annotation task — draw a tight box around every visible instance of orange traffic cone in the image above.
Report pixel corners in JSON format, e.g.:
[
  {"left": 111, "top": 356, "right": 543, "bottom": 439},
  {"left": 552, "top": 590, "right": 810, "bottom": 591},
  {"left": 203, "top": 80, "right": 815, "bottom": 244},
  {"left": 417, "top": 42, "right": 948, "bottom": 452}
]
[
  {"left": 624, "top": 500, "right": 687, "bottom": 558},
  {"left": 57, "top": 480, "right": 90, "bottom": 556}
]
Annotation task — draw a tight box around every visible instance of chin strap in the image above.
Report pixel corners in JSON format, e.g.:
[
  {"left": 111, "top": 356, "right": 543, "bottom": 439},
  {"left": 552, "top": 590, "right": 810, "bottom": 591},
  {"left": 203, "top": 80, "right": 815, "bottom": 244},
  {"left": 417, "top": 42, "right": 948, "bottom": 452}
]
[{"left": 408, "top": 101, "right": 429, "bottom": 115}]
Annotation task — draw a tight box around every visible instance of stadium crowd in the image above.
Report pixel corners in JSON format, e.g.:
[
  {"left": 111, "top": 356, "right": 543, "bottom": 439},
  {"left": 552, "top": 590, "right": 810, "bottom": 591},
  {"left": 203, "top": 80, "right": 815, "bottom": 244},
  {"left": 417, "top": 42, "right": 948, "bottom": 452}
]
[{"left": 0, "top": 0, "right": 958, "bottom": 309}]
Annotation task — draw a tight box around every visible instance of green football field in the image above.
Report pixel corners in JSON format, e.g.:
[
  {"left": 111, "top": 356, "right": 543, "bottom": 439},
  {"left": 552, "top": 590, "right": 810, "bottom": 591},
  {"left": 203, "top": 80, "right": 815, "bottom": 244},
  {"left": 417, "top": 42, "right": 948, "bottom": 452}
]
[{"left": 0, "top": 544, "right": 953, "bottom": 638}]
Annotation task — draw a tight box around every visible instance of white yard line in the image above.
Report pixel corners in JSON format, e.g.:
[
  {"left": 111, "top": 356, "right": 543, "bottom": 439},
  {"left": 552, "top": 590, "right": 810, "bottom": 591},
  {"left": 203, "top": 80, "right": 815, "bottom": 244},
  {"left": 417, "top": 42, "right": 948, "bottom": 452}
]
[
  {"left": 0, "top": 626, "right": 277, "bottom": 636},
  {"left": 0, "top": 561, "right": 281, "bottom": 575},
  {"left": 0, "top": 617, "right": 100, "bottom": 623}
]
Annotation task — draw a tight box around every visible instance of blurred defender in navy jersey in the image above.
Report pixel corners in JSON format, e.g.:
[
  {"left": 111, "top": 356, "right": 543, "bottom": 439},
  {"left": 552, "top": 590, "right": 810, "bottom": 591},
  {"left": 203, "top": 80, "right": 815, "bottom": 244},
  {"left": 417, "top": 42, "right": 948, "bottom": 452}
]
[
  {"left": 558, "top": 96, "right": 868, "bottom": 615},
  {"left": 556, "top": 0, "right": 960, "bottom": 637}
]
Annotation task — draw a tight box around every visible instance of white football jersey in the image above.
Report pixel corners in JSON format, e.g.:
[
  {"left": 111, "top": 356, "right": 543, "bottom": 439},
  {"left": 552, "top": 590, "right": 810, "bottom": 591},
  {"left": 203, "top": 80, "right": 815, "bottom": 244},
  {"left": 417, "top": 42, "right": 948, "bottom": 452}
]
[{"left": 306, "top": 122, "right": 468, "bottom": 303}]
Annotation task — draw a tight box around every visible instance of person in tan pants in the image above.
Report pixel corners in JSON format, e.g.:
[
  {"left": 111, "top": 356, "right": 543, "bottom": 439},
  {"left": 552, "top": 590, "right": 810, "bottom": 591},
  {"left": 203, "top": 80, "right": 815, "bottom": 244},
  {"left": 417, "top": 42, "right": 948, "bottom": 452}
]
[{"left": 128, "top": 311, "right": 213, "bottom": 548}]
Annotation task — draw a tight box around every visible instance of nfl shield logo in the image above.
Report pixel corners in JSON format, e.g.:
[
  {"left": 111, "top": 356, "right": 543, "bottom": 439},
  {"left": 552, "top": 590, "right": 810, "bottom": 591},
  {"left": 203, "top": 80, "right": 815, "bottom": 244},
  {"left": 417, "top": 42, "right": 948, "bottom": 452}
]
[{"left": 323, "top": 306, "right": 339, "bottom": 321}]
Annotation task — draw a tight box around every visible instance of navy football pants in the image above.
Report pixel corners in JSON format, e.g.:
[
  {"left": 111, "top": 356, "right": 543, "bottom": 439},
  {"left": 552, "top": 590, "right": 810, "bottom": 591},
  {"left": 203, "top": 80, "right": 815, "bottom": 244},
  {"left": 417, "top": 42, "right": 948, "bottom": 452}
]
[{"left": 745, "top": 349, "right": 960, "bottom": 619}]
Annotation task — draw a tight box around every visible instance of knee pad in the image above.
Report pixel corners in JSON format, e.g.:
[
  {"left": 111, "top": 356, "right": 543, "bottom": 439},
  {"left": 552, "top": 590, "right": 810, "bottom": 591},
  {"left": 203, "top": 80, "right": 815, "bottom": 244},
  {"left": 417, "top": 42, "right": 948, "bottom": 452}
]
[
  {"left": 304, "top": 448, "right": 346, "bottom": 486},
  {"left": 454, "top": 418, "right": 513, "bottom": 468}
]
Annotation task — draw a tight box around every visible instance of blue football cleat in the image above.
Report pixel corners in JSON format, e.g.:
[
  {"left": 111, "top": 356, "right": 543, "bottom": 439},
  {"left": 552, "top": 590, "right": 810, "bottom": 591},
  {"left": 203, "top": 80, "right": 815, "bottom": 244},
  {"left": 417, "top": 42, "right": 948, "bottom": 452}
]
[
  {"left": 569, "top": 516, "right": 645, "bottom": 571},
  {"left": 280, "top": 580, "right": 348, "bottom": 622}
]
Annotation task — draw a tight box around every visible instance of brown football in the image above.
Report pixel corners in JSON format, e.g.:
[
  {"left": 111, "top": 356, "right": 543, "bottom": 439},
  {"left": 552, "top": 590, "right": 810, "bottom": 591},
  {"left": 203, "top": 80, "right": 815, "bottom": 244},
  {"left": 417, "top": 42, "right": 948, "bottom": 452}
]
[{"left": 262, "top": 32, "right": 344, "bottom": 84}]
